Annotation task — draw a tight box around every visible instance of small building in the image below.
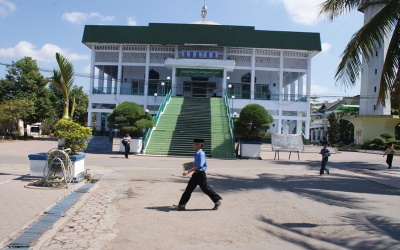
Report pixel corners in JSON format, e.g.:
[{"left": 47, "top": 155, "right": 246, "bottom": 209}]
[
  {"left": 82, "top": 21, "right": 321, "bottom": 140},
  {"left": 310, "top": 96, "right": 359, "bottom": 144}
]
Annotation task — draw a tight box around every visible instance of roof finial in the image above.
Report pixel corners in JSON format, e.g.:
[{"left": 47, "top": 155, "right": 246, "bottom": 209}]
[{"left": 201, "top": 0, "right": 207, "bottom": 21}]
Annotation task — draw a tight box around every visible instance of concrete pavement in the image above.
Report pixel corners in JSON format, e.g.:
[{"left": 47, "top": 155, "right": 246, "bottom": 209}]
[{"left": 0, "top": 139, "right": 399, "bottom": 249}]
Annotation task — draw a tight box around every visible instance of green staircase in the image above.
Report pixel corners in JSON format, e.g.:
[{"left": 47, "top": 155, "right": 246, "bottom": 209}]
[{"left": 145, "top": 97, "right": 234, "bottom": 159}]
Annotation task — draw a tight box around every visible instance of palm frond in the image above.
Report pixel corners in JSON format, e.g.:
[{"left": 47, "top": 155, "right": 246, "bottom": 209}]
[
  {"left": 335, "top": 1, "right": 399, "bottom": 88},
  {"left": 318, "top": 0, "right": 362, "bottom": 20},
  {"left": 383, "top": 20, "right": 400, "bottom": 106},
  {"left": 377, "top": 1, "right": 400, "bottom": 106},
  {"left": 55, "top": 52, "right": 74, "bottom": 99}
]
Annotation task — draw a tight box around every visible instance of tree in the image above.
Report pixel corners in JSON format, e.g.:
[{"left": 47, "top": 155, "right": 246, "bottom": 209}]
[
  {"left": 0, "top": 99, "right": 35, "bottom": 135},
  {"left": 51, "top": 53, "right": 75, "bottom": 119},
  {"left": 327, "top": 112, "right": 340, "bottom": 144},
  {"left": 0, "top": 57, "right": 54, "bottom": 137},
  {"left": 50, "top": 85, "right": 88, "bottom": 125},
  {"left": 319, "top": 0, "right": 400, "bottom": 106},
  {"left": 107, "top": 101, "right": 153, "bottom": 137},
  {"left": 233, "top": 104, "right": 273, "bottom": 141}
]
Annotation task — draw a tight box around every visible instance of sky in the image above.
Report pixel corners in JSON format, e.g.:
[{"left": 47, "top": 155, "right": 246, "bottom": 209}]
[{"left": 0, "top": 0, "right": 365, "bottom": 102}]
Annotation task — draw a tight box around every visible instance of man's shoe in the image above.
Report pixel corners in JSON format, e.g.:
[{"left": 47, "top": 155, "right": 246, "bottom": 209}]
[
  {"left": 326, "top": 169, "right": 330, "bottom": 175},
  {"left": 173, "top": 205, "right": 185, "bottom": 211},
  {"left": 212, "top": 200, "right": 222, "bottom": 210}
]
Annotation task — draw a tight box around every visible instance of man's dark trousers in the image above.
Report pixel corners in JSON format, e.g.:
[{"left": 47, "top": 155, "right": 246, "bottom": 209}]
[
  {"left": 179, "top": 172, "right": 221, "bottom": 206},
  {"left": 124, "top": 145, "right": 130, "bottom": 158},
  {"left": 320, "top": 159, "right": 328, "bottom": 175}
]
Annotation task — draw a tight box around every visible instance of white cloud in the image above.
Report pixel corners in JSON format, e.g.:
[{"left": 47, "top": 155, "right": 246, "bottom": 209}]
[
  {"left": 0, "top": 0, "right": 16, "bottom": 17},
  {"left": 62, "top": 11, "right": 115, "bottom": 24},
  {"left": 0, "top": 41, "right": 89, "bottom": 62},
  {"left": 321, "top": 42, "right": 332, "bottom": 53},
  {"left": 310, "top": 84, "right": 329, "bottom": 96},
  {"left": 125, "top": 17, "right": 137, "bottom": 26},
  {"left": 83, "top": 64, "right": 91, "bottom": 75},
  {"left": 281, "top": 0, "right": 324, "bottom": 25}
]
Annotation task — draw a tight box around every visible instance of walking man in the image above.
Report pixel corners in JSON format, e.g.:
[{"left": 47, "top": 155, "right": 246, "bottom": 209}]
[
  {"left": 320, "top": 141, "right": 331, "bottom": 176},
  {"left": 175, "top": 138, "right": 222, "bottom": 211},
  {"left": 383, "top": 142, "right": 396, "bottom": 169},
  {"left": 122, "top": 133, "right": 131, "bottom": 159}
]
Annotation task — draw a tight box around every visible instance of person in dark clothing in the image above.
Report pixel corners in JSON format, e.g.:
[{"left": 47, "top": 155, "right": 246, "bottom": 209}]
[
  {"left": 320, "top": 141, "right": 331, "bottom": 176},
  {"left": 383, "top": 143, "right": 396, "bottom": 169},
  {"left": 174, "top": 138, "right": 222, "bottom": 211},
  {"left": 122, "top": 133, "right": 131, "bottom": 159}
]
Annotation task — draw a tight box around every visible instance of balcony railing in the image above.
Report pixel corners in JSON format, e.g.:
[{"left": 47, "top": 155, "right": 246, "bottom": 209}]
[{"left": 92, "top": 86, "right": 307, "bottom": 102}]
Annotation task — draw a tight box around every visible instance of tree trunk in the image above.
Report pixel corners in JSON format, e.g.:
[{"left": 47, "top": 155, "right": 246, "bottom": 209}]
[
  {"left": 62, "top": 100, "right": 69, "bottom": 119},
  {"left": 23, "top": 122, "right": 27, "bottom": 140}
]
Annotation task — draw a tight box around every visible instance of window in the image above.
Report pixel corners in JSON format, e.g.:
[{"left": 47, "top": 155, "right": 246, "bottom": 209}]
[
  {"left": 148, "top": 81, "right": 158, "bottom": 95},
  {"left": 131, "top": 81, "right": 144, "bottom": 95},
  {"left": 255, "top": 84, "right": 270, "bottom": 100}
]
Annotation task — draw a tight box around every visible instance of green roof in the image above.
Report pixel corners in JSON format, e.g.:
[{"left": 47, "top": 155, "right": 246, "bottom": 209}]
[{"left": 82, "top": 23, "right": 321, "bottom": 52}]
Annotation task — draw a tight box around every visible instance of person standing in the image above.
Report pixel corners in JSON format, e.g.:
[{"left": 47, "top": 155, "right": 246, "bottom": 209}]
[
  {"left": 175, "top": 138, "right": 222, "bottom": 211},
  {"left": 320, "top": 141, "right": 331, "bottom": 176},
  {"left": 383, "top": 143, "right": 396, "bottom": 169},
  {"left": 122, "top": 133, "right": 131, "bottom": 159}
]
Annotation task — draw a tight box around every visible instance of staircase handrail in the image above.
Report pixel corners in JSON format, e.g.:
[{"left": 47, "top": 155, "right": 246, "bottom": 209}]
[
  {"left": 224, "top": 93, "right": 236, "bottom": 157},
  {"left": 143, "top": 90, "right": 172, "bottom": 151}
]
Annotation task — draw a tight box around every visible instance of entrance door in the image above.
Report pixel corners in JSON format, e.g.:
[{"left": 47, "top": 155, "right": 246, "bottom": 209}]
[
  {"left": 183, "top": 81, "right": 216, "bottom": 97},
  {"left": 192, "top": 82, "right": 208, "bottom": 97}
]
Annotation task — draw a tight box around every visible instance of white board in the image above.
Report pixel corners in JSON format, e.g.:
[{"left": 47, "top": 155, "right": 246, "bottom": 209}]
[{"left": 271, "top": 134, "right": 304, "bottom": 152}]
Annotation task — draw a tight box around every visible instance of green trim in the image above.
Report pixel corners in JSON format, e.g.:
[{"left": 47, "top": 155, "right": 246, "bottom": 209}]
[
  {"left": 176, "top": 68, "right": 223, "bottom": 78},
  {"left": 82, "top": 23, "right": 321, "bottom": 52}
]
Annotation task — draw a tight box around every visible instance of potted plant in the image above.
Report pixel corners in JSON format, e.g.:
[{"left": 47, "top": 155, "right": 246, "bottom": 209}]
[
  {"left": 28, "top": 52, "right": 92, "bottom": 180},
  {"left": 107, "top": 101, "right": 153, "bottom": 154},
  {"left": 233, "top": 104, "right": 273, "bottom": 159}
]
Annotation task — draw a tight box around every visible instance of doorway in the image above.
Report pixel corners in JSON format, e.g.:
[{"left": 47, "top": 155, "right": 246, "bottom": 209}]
[{"left": 183, "top": 81, "right": 216, "bottom": 97}]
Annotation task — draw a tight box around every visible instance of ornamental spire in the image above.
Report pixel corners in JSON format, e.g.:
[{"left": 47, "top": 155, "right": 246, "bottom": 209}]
[{"left": 201, "top": 0, "right": 207, "bottom": 21}]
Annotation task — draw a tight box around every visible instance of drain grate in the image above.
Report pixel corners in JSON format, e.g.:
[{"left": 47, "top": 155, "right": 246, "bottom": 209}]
[{"left": 7, "top": 183, "right": 96, "bottom": 248}]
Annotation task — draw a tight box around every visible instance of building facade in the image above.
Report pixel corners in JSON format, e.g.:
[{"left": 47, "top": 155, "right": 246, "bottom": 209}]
[{"left": 82, "top": 23, "right": 321, "bottom": 139}]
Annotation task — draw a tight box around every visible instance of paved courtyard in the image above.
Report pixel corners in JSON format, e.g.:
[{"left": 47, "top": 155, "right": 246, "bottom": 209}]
[{"left": 0, "top": 140, "right": 399, "bottom": 249}]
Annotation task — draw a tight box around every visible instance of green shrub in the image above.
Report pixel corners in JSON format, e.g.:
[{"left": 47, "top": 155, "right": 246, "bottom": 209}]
[
  {"left": 368, "top": 143, "right": 379, "bottom": 150},
  {"left": 370, "top": 137, "right": 385, "bottom": 146},
  {"left": 233, "top": 104, "right": 273, "bottom": 142},
  {"left": 54, "top": 119, "right": 92, "bottom": 154},
  {"left": 11, "top": 131, "right": 20, "bottom": 139},
  {"left": 107, "top": 101, "right": 153, "bottom": 137},
  {"left": 380, "top": 132, "right": 394, "bottom": 141}
]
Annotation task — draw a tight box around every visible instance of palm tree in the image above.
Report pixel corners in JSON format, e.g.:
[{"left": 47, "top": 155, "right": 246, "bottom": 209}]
[
  {"left": 319, "top": 0, "right": 400, "bottom": 106},
  {"left": 51, "top": 52, "right": 75, "bottom": 119}
]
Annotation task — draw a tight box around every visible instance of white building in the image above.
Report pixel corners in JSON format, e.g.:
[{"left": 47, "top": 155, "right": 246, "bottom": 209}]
[{"left": 82, "top": 22, "right": 321, "bottom": 140}]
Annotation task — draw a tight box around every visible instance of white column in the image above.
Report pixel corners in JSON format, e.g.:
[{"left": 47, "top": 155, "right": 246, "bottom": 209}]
[
  {"left": 99, "top": 67, "right": 104, "bottom": 91},
  {"left": 250, "top": 49, "right": 256, "bottom": 100},
  {"left": 116, "top": 46, "right": 123, "bottom": 96},
  {"left": 284, "top": 85, "right": 289, "bottom": 101},
  {"left": 290, "top": 81, "right": 296, "bottom": 101},
  {"left": 96, "top": 113, "right": 102, "bottom": 129},
  {"left": 87, "top": 45, "right": 96, "bottom": 127},
  {"left": 223, "top": 70, "right": 228, "bottom": 96},
  {"left": 296, "top": 119, "right": 302, "bottom": 135},
  {"left": 298, "top": 76, "right": 304, "bottom": 97},
  {"left": 277, "top": 51, "right": 284, "bottom": 134},
  {"left": 171, "top": 67, "right": 177, "bottom": 96},
  {"left": 144, "top": 45, "right": 150, "bottom": 109},
  {"left": 304, "top": 55, "right": 312, "bottom": 140},
  {"left": 107, "top": 75, "right": 112, "bottom": 94}
]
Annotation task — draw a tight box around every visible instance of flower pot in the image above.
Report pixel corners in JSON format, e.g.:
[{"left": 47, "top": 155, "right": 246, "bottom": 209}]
[
  {"left": 28, "top": 153, "right": 86, "bottom": 181},
  {"left": 119, "top": 137, "right": 143, "bottom": 154}
]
